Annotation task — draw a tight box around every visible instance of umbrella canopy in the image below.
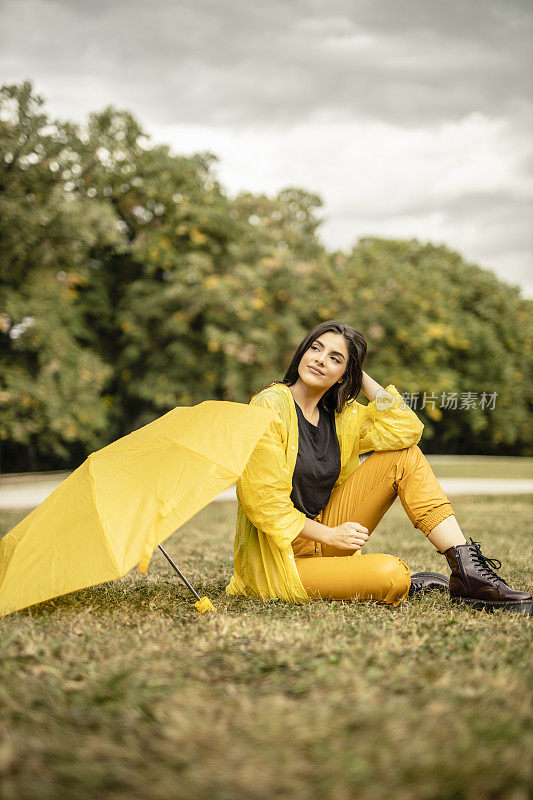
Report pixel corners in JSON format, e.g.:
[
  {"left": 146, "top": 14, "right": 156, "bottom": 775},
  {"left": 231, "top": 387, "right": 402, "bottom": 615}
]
[{"left": 0, "top": 400, "right": 276, "bottom": 616}]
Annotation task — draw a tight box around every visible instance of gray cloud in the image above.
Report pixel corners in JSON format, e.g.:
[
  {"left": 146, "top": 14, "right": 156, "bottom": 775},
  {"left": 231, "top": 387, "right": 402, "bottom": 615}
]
[
  {"left": 2, "top": 0, "right": 532, "bottom": 127},
  {"left": 1, "top": 0, "right": 532, "bottom": 294}
]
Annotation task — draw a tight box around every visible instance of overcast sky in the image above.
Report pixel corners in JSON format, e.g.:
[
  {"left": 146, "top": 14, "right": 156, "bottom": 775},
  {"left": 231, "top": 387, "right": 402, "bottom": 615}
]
[{"left": 2, "top": 0, "right": 532, "bottom": 295}]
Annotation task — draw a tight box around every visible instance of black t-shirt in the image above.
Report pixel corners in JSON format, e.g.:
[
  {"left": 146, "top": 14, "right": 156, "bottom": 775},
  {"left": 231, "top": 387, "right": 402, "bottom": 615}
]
[{"left": 290, "top": 401, "right": 341, "bottom": 519}]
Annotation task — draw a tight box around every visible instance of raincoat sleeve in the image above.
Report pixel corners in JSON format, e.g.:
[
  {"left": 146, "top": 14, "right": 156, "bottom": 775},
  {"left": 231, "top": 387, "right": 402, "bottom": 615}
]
[
  {"left": 237, "top": 396, "right": 306, "bottom": 551},
  {"left": 358, "top": 384, "right": 424, "bottom": 453}
]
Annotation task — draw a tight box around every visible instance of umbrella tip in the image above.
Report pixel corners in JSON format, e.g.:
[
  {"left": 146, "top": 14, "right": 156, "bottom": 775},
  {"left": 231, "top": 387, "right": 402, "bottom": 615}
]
[{"left": 195, "top": 596, "right": 217, "bottom": 614}]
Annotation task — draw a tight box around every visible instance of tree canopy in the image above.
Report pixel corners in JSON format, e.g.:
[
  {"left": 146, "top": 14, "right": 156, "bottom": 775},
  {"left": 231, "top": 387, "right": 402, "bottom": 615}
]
[{"left": 1, "top": 82, "right": 531, "bottom": 470}]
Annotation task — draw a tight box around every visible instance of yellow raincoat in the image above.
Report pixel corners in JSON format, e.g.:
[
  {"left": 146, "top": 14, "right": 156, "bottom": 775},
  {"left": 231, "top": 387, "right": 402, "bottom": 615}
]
[{"left": 225, "top": 382, "right": 424, "bottom": 603}]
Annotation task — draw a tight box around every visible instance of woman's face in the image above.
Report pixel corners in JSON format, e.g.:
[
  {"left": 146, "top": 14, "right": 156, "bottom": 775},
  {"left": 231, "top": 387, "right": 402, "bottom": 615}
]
[{"left": 297, "top": 331, "right": 349, "bottom": 390}]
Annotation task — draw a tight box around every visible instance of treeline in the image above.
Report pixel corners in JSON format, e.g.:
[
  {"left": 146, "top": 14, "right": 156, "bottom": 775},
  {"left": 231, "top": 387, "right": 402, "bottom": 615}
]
[{"left": 1, "top": 82, "right": 531, "bottom": 471}]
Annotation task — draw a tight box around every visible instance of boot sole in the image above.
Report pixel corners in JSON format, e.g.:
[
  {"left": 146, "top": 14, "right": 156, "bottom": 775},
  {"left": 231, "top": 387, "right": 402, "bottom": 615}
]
[
  {"left": 451, "top": 597, "right": 533, "bottom": 616},
  {"left": 408, "top": 572, "right": 450, "bottom": 596}
]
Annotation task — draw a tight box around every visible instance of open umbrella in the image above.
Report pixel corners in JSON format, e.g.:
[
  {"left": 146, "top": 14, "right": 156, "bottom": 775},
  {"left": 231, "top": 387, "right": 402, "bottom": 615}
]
[{"left": 0, "top": 400, "right": 276, "bottom": 617}]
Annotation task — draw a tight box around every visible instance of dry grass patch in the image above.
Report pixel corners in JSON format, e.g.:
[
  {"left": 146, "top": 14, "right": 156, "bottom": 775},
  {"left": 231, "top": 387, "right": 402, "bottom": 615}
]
[{"left": 0, "top": 495, "right": 531, "bottom": 800}]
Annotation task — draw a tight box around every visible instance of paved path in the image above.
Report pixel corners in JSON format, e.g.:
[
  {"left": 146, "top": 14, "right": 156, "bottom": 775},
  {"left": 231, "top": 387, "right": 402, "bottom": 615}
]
[{"left": 0, "top": 474, "right": 531, "bottom": 510}]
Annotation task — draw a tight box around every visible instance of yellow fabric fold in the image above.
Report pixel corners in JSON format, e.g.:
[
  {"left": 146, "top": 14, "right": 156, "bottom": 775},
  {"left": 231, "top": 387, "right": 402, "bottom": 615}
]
[{"left": 137, "top": 551, "right": 152, "bottom": 575}]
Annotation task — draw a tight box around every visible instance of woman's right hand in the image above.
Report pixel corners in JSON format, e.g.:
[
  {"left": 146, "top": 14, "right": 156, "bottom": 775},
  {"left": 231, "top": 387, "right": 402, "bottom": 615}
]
[{"left": 324, "top": 522, "right": 370, "bottom": 551}]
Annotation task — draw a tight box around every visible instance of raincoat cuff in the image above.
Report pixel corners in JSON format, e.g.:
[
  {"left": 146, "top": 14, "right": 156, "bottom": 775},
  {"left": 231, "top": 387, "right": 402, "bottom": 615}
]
[
  {"left": 260, "top": 509, "right": 307, "bottom": 550},
  {"left": 365, "top": 384, "right": 403, "bottom": 418},
  {"left": 283, "top": 511, "right": 307, "bottom": 549}
]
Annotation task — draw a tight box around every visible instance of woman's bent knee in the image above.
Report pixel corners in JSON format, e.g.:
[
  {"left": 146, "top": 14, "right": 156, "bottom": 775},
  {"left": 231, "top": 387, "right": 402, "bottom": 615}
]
[
  {"left": 373, "top": 554, "right": 411, "bottom": 606},
  {"left": 402, "top": 444, "right": 423, "bottom": 461}
]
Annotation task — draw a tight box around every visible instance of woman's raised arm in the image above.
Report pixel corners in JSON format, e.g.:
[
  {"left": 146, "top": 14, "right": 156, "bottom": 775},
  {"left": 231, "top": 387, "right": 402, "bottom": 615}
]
[{"left": 357, "top": 376, "right": 424, "bottom": 453}]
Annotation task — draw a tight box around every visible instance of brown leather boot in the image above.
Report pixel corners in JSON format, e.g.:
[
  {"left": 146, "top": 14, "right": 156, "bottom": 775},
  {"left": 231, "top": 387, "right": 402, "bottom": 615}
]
[{"left": 444, "top": 538, "right": 532, "bottom": 615}]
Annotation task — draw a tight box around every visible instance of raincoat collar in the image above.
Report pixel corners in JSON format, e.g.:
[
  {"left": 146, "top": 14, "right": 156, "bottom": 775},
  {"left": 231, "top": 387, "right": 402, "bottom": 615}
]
[{"left": 253, "top": 381, "right": 360, "bottom": 488}]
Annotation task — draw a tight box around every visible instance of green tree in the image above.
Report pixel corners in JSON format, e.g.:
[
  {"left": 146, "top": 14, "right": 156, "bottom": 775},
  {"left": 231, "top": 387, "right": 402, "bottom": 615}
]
[
  {"left": 113, "top": 174, "right": 335, "bottom": 426},
  {"left": 1, "top": 82, "right": 531, "bottom": 469},
  {"left": 332, "top": 238, "right": 533, "bottom": 454},
  {"left": 0, "top": 83, "right": 125, "bottom": 469}
]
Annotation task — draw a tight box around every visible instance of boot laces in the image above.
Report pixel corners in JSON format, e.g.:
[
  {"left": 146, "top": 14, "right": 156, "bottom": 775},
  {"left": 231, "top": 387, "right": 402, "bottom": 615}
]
[{"left": 467, "top": 538, "right": 507, "bottom": 586}]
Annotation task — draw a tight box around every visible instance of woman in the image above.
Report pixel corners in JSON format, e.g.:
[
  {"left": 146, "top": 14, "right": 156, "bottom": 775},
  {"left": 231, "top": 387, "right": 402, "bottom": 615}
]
[{"left": 226, "top": 321, "right": 531, "bottom": 614}]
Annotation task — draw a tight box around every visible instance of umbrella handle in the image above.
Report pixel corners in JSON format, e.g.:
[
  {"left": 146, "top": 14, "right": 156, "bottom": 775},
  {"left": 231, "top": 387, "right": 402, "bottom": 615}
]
[
  {"left": 157, "top": 545, "right": 202, "bottom": 601},
  {"left": 157, "top": 546, "right": 216, "bottom": 613}
]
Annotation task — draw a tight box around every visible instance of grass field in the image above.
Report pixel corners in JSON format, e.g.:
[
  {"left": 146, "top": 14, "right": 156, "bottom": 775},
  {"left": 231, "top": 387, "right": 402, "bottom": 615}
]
[
  {"left": 428, "top": 457, "right": 533, "bottom": 480},
  {"left": 0, "top": 496, "right": 531, "bottom": 800}
]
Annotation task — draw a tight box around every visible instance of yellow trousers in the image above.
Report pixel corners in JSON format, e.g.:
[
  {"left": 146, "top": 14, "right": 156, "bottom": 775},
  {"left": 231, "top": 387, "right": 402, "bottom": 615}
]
[{"left": 293, "top": 445, "right": 454, "bottom": 606}]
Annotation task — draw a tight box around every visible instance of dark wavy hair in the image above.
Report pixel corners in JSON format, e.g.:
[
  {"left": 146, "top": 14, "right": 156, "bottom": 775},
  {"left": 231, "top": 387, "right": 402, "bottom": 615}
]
[{"left": 275, "top": 321, "right": 367, "bottom": 414}]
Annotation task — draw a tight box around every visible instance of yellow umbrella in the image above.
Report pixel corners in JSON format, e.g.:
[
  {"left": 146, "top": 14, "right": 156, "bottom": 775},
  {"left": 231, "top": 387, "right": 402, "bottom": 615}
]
[{"left": 0, "top": 400, "right": 276, "bottom": 617}]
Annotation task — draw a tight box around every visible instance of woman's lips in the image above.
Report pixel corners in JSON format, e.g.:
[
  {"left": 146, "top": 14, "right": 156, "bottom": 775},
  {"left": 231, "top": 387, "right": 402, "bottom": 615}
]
[{"left": 308, "top": 365, "right": 324, "bottom": 376}]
